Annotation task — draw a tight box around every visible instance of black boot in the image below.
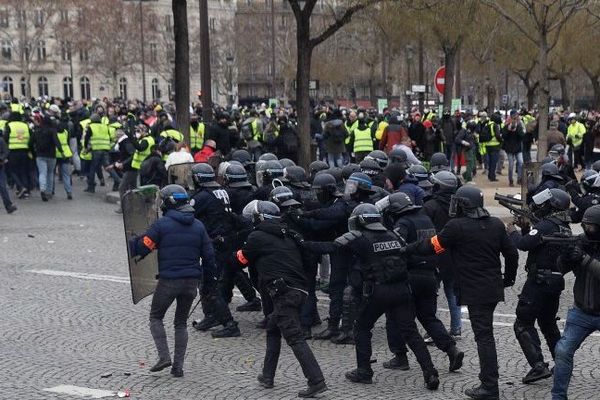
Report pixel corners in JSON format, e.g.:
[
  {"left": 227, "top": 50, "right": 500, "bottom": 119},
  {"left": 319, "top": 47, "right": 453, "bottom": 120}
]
[
  {"left": 192, "top": 315, "right": 220, "bottom": 331},
  {"left": 382, "top": 353, "right": 410, "bottom": 370},
  {"left": 236, "top": 298, "right": 262, "bottom": 312},
  {"left": 424, "top": 371, "right": 440, "bottom": 390},
  {"left": 345, "top": 368, "right": 373, "bottom": 384},
  {"left": 298, "top": 380, "right": 327, "bottom": 398},
  {"left": 312, "top": 320, "right": 339, "bottom": 340},
  {"left": 211, "top": 321, "right": 241, "bottom": 338},
  {"left": 257, "top": 373, "right": 274, "bottom": 388},
  {"left": 149, "top": 358, "right": 172, "bottom": 372},
  {"left": 170, "top": 367, "right": 183, "bottom": 378},
  {"left": 330, "top": 330, "right": 354, "bottom": 345},
  {"left": 447, "top": 345, "right": 465, "bottom": 372},
  {"left": 290, "top": 342, "right": 326, "bottom": 396},
  {"left": 465, "top": 384, "right": 499, "bottom": 400},
  {"left": 522, "top": 362, "right": 552, "bottom": 384}
]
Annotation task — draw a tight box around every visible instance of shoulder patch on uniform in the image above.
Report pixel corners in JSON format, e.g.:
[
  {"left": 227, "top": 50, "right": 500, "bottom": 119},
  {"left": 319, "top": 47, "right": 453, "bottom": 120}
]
[
  {"left": 528, "top": 229, "right": 538, "bottom": 236},
  {"left": 189, "top": 199, "right": 195, "bottom": 206}
]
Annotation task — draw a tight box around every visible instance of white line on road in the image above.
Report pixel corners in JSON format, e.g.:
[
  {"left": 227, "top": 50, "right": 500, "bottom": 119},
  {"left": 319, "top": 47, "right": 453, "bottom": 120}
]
[{"left": 43, "top": 385, "right": 115, "bottom": 398}]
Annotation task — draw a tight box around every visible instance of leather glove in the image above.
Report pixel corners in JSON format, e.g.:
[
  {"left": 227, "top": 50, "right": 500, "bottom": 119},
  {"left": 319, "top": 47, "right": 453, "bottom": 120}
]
[
  {"left": 564, "top": 245, "right": 584, "bottom": 265},
  {"left": 505, "top": 223, "right": 518, "bottom": 235}
]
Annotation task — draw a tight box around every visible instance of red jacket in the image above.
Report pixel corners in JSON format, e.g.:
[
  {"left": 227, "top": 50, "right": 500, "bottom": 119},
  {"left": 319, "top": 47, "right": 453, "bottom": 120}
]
[
  {"left": 193, "top": 146, "right": 215, "bottom": 163},
  {"left": 379, "top": 124, "right": 409, "bottom": 154}
]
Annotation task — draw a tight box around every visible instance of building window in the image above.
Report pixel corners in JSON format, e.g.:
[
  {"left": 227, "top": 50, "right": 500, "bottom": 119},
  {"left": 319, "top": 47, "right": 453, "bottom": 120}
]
[
  {"left": 165, "top": 15, "right": 172, "bottom": 33},
  {"left": 16, "top": 10, "right": 26, "bottom": 28},
  {"left": 151, "top": 78, "right": 160, "bottom": 100},
  {"left": 2, "top": 76, "right": 13, "bottom": 97},
  {"left": 63, "top": 77, "right": 73, "bottom": 99},
  {"left": 149, "top": 42, "right": 157, "bottom": 63},
  {"left": 60, "top": 10, "right": 69, "bottom": 23},
  {"left": 79, "top": 48, "right": 89, "bottom": 62},
  {"left": 36, "top": 40, "right": 46, "bottom": 61},
  {"left": 33, "top": 9, "right": 44, "bottom": 27},
  {"left": 22, "top": 42, "right": 30, "bottom": 62},
  {"left": 209, "top": 17, "right": 216, "bottom": 33},
  {"left": 60, "top": 41, "right": 71, "bottom": 62},
  {"left": 1, "top": 40, "right": 11, "bottom": 60},
  {"left": 80, "top": 76, "right": 91, "bottom": 99},
  {"left": 20, "top": 77, "right": 26, "bottom": 96},
  {"left": 38, "top": 76, "right": 48, "bottom": 97},
  {"left": 0, "top": 10, "right": 8, "bottom": 28},
  {"left": 119, "top": 77, "right": 127, "bottom": 99}
]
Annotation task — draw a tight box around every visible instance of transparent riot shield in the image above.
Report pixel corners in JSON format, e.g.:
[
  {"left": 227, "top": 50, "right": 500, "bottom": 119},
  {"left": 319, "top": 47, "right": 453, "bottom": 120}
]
[
  {"left": 168, "top": 162, "right": 195, "bottom": 191},
  {"left": 521, "top": 162, "right": 542, "bottom": 209},
  {"left": 122, "top": 185, "right": 159, "bottom": 304}
]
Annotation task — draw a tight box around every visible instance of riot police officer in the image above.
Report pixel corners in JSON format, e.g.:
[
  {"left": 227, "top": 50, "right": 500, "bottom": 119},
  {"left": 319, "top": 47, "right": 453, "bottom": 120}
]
[
  {"left": 304, "top": 204, "right": 440, "bottom": 390},
  {"left": 526, "top": 163, "right": 565, "bottom": 206},
  {"left": 507, "top": 188, "right": 571, "bottom": 384},
  {"left": 254, "top": 160, "right": 284, "bottom": 200},
  {"left": 567, "top": 171, "right": 600, "bottom": 223},
  {"left": 236, "top": 201, "right": 328, "bottom": 398},
  {"left": 283, "top": 165, "right": 319, "bottom": 210},
  {"left": 360, "top": 157, "right": 386, "bottom": 188},
  {"left": 231, "top": 148, "right": 256, "bottom": 185},
  {"left": 429, "top": 152, "right": 450, "bottom": 173},
  {"left": 224, "top": 163, "right": 256, "bottom": 214},
  {"left": 308, "top": 160, "right": 329, "bottom": 182},
  {"left": 389, "top": 147, "right": 410, "bottom": 169},
  {"left": 378, "top": 192, "right": 464, "bottom": 373}
]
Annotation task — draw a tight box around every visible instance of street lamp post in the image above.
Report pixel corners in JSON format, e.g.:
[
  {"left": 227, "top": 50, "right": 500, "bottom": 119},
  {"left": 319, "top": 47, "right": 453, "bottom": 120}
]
[
  {"left": 199, "top": 0, "right": 212, "bottom": 121},
  {"left": 139, "top": 0, "right": 147, "bottom": 103},
  {"left": 226, "top": 55, "right": 235, "bottom": 106},
  {"left": 270, "top": 0, "right": 276, "bottom": 98}
]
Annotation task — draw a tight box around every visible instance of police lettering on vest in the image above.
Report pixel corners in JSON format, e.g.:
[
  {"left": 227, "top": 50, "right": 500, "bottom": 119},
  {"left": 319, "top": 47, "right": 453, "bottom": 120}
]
[{"left": 372, "top": 240, "right": 402, "bottom": 252}]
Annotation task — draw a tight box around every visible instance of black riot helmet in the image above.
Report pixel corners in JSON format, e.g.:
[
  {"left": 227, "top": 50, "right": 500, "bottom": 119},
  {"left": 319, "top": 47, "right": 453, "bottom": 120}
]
[
  {"left": 540, "top": 162, "right": 563, "bottom": 181},
  {"left": 231, "top": 149, "right": 253, "bottom": 167},
  {"left": 430, "top": 152, "right": 450, "bottom": 173},
  {"left": 243, "top": 200, "right": 281, "bottom": 224},
  {"left": 284, "top": 165, "right": 309, "bottom": 185},
  {"left": 269, "top": 186, "right": 301, "bottom": 208},
  {"left": 256, "top": 160, "right": 284, "bottom": 187},
  {"left": 407, "top": 164, "right": 432, "bottom": 190},
  {"left": 344, "top": 172, "right": 374, "bottom": 199},
  {"left": 581, "top": 170, "right": 600, "bottom": 192},
  {"left": 389, "top": 147, "right": 409, "bottom": 167},
  {"left": 191, "top": 163, "right": 220, "bottom": 188},
  {"left": 348, "top": 203, "right": 386, "bottom": 232},
  {"left": 309, "top": 160, "right": 329, "bottom": 181},
  {"left": 366, "top": 150, "right": 389, "bottom": 169},
  {"left": 311, "top": 172, "right": 338, "bottom": 204},
  {"left": 376, "top": 191, "right": 418, "bottom": 218},
  {"left": 321, "top": 167, "right": 343, "bottom": 184},
  {"left": 159, "top": 184, "right": 190, "bottom": 213},
  {"left": 224, "top": 163, "right": 251, "bottom": 188},
  {"left": 582, "top": 205, "right": 600, "bottom": 240},
  {"left": 431, "top": 170, "right": 458, "bottom": 194},
  {"left": 279, "top": 158, "right": 296, "bottom": 168},
  {"left": 548, "top": 144, "right": 566, "bottom": 160},
  {"left": 342, "top": 163, "right": 361, "bottom": 181},
  {"left": 449, "top": 185, "right": 488, "bottom": 219},
  {"left": 530, "top": 188, "right": 571, "bottom": 218},
  {"left": 360, "top": 157, "right": 383, "bottom": 177},
  {"left": 593, "top": 160, "right": 600, "bottom": 173},
  {"left": 258, "top": 152, "right": 278, "bottom": 162}
]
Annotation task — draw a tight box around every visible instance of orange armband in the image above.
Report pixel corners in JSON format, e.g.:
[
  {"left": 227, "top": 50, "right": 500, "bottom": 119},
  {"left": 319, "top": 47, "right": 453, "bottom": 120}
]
[
  {"left": 236, "top": 250, "right": 249, "bottom": 265},
  {"left": 142, "top": 235, "right": 157, "bottom": 250},
  {"left": 431, "top": 235, "right": 445, "bottom": 254}
]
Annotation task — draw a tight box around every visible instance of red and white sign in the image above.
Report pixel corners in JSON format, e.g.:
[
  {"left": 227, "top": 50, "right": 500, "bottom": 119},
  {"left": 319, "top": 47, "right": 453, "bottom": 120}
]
[{"left": 434, "top": 66, "right": 446, "bottom": 96}]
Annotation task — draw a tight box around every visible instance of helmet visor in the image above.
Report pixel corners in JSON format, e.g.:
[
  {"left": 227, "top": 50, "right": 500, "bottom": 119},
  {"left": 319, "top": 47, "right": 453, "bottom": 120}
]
[
  {"left": 449, "top": 195, "right": 460, "bottom": 217},
  {"left": 374, "top": 195, "right": 390, "bottom": 212},
  {"left": 344, "top": 180, "right": 359, "bottom": 197},
  {"left": 532, "top": 188, "right": 553, "bottom": 206}
]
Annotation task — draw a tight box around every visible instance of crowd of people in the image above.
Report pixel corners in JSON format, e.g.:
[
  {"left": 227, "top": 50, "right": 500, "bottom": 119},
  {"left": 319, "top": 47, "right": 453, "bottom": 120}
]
[{"left": 3, "top": 95, "right": 600, "bottom": 400}]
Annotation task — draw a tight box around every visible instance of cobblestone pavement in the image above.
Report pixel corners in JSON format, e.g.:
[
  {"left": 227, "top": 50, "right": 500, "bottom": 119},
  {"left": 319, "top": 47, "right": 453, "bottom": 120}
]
[{"left": 1, "top": 178, "right": 598, "bottom": 400}]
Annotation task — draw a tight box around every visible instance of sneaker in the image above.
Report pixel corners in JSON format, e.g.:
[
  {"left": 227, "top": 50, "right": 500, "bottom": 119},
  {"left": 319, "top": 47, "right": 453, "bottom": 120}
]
[
  {"left": 465, "top": 384, "right": 499, "bottom": 400},
  {"left": 382, "top": 354, "right": 409, "bottom": 370},
  {"left": 236, "top": 298, "right": 262, "bottom": 312},
  {"left": 192, "top": 315, "right": 220, "bottom": 331},
  {"left": 423, "top": 332, "right": 434, "bottom": 345},
  {"left": 170, "top": 367, "right": 183, "bottom": 378},
  {"left": 522, "top": 362, "right": 552, "bottom": 384},
  {"left": 450, "top": 328, "right": 462, "bottom": 340},
  {"left": 447, "top": 346, "right": 464, "bottom": 372},
  {"left": 100, "top": 179, "right": 106, "bottom": 187},
  {"left": 149, "top": 358, "right": 172, "bottom": 372},
  {"left": 298, "top": 380, "right": 327, "bottom": 398},
  {"left": 41, "top": 192, "right": 48, "bottom": 202},
  {"left": 67, "top": 193, "right": 73, "bottom": 200},
  {"left": 211, "top": 321, "right": 241, "bottom": 338},
  {"left": 313, "top": 321, "right": 339, "bottom": 340},
  {"left": 6, "top": 204, "right": 17, "bottom": 214},
  {"left": 112, "top": 183, "right": 119, "bottom": 192},
  {"left": 345, "top": 369, "right": 373, "bottom": 384},
  {"left": 257, "top": 373, "right": 274, "bottom": 389}
]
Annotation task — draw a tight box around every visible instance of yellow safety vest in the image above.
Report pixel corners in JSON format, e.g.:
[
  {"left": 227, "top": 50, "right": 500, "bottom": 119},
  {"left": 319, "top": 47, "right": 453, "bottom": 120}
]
[
  {"left": 353, "top": 126, "right": 374, "bottom": 153},
  {"left": 190, "top": 123, "right": 205, "bottom": 150},
  {"left": 108, "top": 122, "right": 122, "bottom": 144},
  {"left": 0, "top": 119, "right": 7, "bottom": 133},
  {"left": 56, "top": 130, "right": 73, "bottom": 158},
  {"left": 345, "top": 120, "right": 358, "bottom": 145},
  {"left": 89, "top": 122, "right": 111, "bottom": 151},
  {"left": 484, "top": 121, "right": 500, "bottom": 147},
  {"left": 79, "top": 119, "right": 92, "bottom": 160},
  {"left": 252, "top": 119, "right": 263, "bottom": 141},
  {"left": 375, "top": 121, "right": 388, "bottom": 141},
  {"left": 10, "top": 103, "right": 24, "bottom": 114},
  {"left": 7, "top": 121, "right": 30, "bottom": 150},
  {"left": 132, "top": 136, "right": 155, "bottom": 170},
  {"left": 567, "top": 121, "right": 586, "bottom": 148},
  {"left": 160, "top": 129, "right": 184, "bottom": 143}
]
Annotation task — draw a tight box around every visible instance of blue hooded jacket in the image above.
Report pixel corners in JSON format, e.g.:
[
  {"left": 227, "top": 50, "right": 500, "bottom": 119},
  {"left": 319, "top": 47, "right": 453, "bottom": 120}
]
[{"left": 130, "top": 206, "right": 216, "bottom": 280}]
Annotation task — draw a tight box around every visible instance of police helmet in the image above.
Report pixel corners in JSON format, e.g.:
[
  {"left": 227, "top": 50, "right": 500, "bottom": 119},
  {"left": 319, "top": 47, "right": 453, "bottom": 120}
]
[
  {"left": 549, "top": 144, "right": 566, "bottom": 158},
  {"left": 344, "top": 172, "right": 374, "bottom": 197},
  {"left": 389, "top": 147, "right": 408, "bottom": 165},
  {"left": 348, "top": 203, "right": 386, "bottom": 232},
  {"left": 531, "top": 188, "right": 571, "bottom": 211},
  {"left": 231, "top": 149, "right": 253, "bottom": 166},
  {"left": 159, "top": 184, "right": 189, "bottom": 212},
  {"left": 407, "top": 164, "right": 430, "bottom": 181},
  {"left": 449, "top": 185, "right": 486, "bottom": 218},
  {"left": 342, "top": 163, "right": 361, "bottom": 181},
  {"left": 582, "top": 170, "right": 600, "bottom": 191},
  {"left": 224, "top": 163, "right": 251, "bottom": 188},
  {"left": 320, "top": 167, "right": 343, "bottom": 184},
  {"left": 258, "top": 152, "right": 278, "bottom": 162},
  {"left": 582, "top": 205, "right": 600, "bottom": 240},
  {"left": 386, "top": 192, "right": 419, "bottom": 215},
  {"left": 540, "top": 163, "right": 563, "bottom": 180},
  {"left": 284, "top": 166, "right": 309, "bottom": 185},
  {"left": 311, "top": 172, "right": 337, "bottom": 190},
  {"left": 279, "top": 158, "right": 296, "bottom": 168},
  {"left": 430, "top": 152, "right": 450, "bottom": 173},
  {"left": 359, "top": 158, "right": 383, "bottom": 176},
  {"left": 242, "top": 200, "right": 281, "bottom": 223},
  {"left": 366, "top": 150, "right": 389, "bottom": 169},
  {"left": 191, "top": 163, "right": 220, "bottom": 188},
  {"left": 269, "top": 186, "right": 301, "bottom": 208},
  {"left": 309, "top": 160, "right": 329, "bottom": 180},
  {"left": 431, "top": 170, "right": 458, "bottom": 194},
  {"left": 592, "top": 160, "right": 600, "bottom": 173},
  {"left": 256, "top": 160, "right": 284, "bottom": 187}
]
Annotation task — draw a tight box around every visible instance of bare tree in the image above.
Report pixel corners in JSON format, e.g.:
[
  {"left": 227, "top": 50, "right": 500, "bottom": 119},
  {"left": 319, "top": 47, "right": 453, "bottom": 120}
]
[{"left": 172, "top": 0, "right": 190, "bottom": 142}]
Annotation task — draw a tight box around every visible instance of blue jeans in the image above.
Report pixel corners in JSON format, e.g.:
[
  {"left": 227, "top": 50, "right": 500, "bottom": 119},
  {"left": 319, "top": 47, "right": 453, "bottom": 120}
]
[
  {"left": 36, "top": 157, "right": 56, "bottom": 194},
  {"left": 442, "top": 274, "right": 462, "bottom": 332},
  {"left": 507, "top": 152, "right": 523, "bottom": 184},
  {"left": 326, "top": 152, "right": 343, "bottom": 168},
  {"left": 485, "top": 148, "right": 499, "bottom": 180},
  {"left": 552, "top": 307, "right": 600, "bottom": 399},
  {"left": 56, "top": 160, "right": 72, "bottom": 194},
  {"left": 88, "top": 150, "right": 120, "bottom": 189}
]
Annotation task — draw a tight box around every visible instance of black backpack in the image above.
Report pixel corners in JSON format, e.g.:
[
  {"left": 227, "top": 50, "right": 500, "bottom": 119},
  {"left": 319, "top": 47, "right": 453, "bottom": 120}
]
[
  {"left": 280, "top": 128, "right": 299, "bottom": 153},
  {"left": 331, "top": 126, "right": 346, "bottom": 144}
]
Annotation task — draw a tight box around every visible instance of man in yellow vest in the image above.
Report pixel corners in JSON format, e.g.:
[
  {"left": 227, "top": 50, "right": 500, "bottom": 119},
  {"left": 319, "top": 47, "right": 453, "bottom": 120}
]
[
  {"left": 190, "top": 114, "right": 205, "bottom": 154},
  {"left": 0, "top": 128, "right": 17, "bottom": 213},
  {"left": 479, "top": 112, "right": 503, "bottom": 182},
  {"left": 83, "top": 113, "right": 121, "bottom": 193},
  {"left": 349, "top": 112, "right": 375, "bottom": 162},
  {"left": 567, "top": 113, "right": 586, "bottom": 170},
  {"left": 159, "top": 122, "right": 184, "bottom": 161},
  {"left": 4, "top": 111, "right": 32, "bottom": 198},
  {"left": 55, "top": 107, "right": 74, "bottom": 200}
]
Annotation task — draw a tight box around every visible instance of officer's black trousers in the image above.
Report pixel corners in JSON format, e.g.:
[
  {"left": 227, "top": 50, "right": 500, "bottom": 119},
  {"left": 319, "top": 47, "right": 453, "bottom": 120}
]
[
  {"left": 514, "top": 278, "right": 562, "bottom": 367},
  {"left": 386, "top": 271, "right": 455, "bottom": 354},
  {"left": 327, "top": 252, "right": 349, "bottom": 325},
  {"left": 468, "top": 302, "right": 499, "bottom": 390},
  {"left": 263, "top": 289, "right": 324, "bottom": 385},
  {"left": 355, "top": 283, "right": 436, "bottom": 376},
  {"left": 300, "top": 258, "right": 320, "bottom": 327}
]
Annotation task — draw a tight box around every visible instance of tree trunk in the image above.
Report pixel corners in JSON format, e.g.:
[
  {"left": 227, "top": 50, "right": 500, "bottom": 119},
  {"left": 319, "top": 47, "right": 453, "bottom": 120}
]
[
  {"left": 526, "top": 86, "right": 536, "bottom": 110},
  {"left": 487, "top": 81, "right": 496, "bottom": 111},
  {"left": 295, "top": 14, "right": 313, "bottom": 168},
  {"left": 590, "top": 75, "right": 600, "bottom": 110},
  {"left": 537, "top": 36, "right": 550, "bottom": 160},
  {"left": 417, "top": 36, "right": 424, "bottom": 113},
  {"left": 559, "top": 75, "right": 570, "bottom": 110},
  {"left": 455, "top": 46, "right": 461, "bottom": 100},
  {"left": 442, "top": 47, "right": 456, "bottom": 111},
  {"left": 173, "top": 0, "right": 190, "bottom": 144}
]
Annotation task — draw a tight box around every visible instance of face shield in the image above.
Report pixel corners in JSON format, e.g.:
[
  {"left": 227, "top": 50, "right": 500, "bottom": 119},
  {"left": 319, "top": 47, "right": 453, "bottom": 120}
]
[
  {"left": 347, "top": 215, "right": 359, "bottom": 232},
  {"left": 532, "top": 189, "right": 553, "bottom": 206},
  {"left": 448, "top": 195, "right": 461, "bottom": 218},
  {"left": 374, "top": 195, "right": 390, "bottom": 213},
  {"left": 344, "top": 180, "right": 359, "bottom": 197},
  {"left": 242, "top": 199, "right": 260, "bottom": 221}
]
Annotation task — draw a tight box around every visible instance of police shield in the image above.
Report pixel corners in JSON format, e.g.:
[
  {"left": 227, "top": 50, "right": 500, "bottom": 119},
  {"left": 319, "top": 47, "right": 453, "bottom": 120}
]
[
  {"left": 122, "top": 185, "right": 160, "bottom": 304},
  {"left": 168, "top": 162, "right": 195, "bottom": 191},
  {"left": 521, "top": 162, "right": 542, "bottom": 209}
]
